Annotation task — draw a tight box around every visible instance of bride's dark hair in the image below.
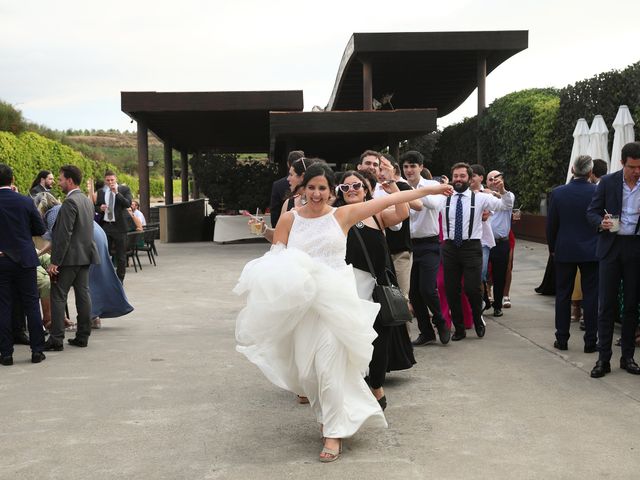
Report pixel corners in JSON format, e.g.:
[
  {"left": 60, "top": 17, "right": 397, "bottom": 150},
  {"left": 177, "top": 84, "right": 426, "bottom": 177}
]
[{"left": 300, "top": 162, "right": 335, "bottom": 190}]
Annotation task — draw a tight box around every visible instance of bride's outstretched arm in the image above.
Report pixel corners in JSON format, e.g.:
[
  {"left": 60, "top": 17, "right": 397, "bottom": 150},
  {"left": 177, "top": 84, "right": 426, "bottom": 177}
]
[{"left": 335, "top": 183, "right": 453, "bottom": 231}]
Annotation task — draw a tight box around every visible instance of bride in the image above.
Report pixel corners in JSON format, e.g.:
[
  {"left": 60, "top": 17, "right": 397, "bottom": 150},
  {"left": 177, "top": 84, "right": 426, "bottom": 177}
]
[{"left": 235, "top": 163, "right": 452, "bottom": 462}]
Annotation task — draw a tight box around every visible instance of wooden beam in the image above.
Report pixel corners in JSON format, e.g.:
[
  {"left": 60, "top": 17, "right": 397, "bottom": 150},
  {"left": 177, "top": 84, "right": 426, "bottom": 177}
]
[
  {"left": 181, "top": 151, "right": 189, "bottom": 202},
  {"left": 164, "top": 142, "right": 173, "bottom": 205},
  {"left": 137, "top": 122, "right": 150, "bottom": 220}
]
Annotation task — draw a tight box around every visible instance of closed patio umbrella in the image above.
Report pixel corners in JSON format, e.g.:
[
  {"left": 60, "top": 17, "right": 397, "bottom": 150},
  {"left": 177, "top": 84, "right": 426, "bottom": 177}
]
[
  {"left": 566, "top": 118, "right": 590, "bottom": 184},
  {"left": 609, "top": 105, "right": 635, "bottom": 173},
  {"left": 587, "top": 115, "right": 610, "bottom": 171}
]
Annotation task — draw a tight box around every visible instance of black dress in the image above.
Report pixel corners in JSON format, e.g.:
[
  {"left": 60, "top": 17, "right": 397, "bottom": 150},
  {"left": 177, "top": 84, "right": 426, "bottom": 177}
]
[{"left": 345, "top": 219, "right": 416, "bottom": 389}]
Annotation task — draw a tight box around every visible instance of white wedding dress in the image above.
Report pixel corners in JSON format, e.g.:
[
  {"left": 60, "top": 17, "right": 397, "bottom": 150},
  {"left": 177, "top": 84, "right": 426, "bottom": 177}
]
[{"left": 235, "top": 208, "right": 387, "bottom": 437}]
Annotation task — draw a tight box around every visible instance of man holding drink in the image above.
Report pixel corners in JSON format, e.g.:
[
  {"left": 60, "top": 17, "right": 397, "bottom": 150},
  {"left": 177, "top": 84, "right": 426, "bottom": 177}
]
[{"left": 587, "top": 141, "right": 640, "bottom": 378}]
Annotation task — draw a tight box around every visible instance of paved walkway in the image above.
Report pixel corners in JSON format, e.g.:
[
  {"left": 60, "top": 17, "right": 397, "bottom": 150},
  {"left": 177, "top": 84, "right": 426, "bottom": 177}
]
[{"left": 2, "top": 240, "right": 640, "bottom": 479}]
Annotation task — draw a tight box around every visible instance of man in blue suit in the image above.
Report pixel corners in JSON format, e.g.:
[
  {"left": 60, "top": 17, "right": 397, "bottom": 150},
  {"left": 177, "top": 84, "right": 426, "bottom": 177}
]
[
  {"left": 547, "top": 155, "right": 598, "bottom": 353},
  {"left": 587, "top": 141, "right": 640, "bottom": 378},
  {"left": 0, "top": 163, "right": 47, "bottom": 365}
]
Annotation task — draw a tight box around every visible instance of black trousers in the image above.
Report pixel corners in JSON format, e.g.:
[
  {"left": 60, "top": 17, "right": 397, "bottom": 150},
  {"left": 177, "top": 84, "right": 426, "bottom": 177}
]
[
  {"left": 367, "top": 320, "right": 390, "bottom": 389},
  {"left": 442, "top": 240, "right": 483, "bottom": 334},
  {"left": 0, "top": 257, "right": 45, "bottom": 356},
  {"left": 554, "top": 261, "right": 598, "bottom": 346},
  {"left": 409, "top": 240, "right": 445, "bottom": 340},
  {"left": 597, "top": 236, "right": 640, "bottom": 362},
  {"left": 489, "top": 239, "right": 510, "bottom": 309},
  {"left": 102, "top": 223, "right": 127, "bottom": 282}
]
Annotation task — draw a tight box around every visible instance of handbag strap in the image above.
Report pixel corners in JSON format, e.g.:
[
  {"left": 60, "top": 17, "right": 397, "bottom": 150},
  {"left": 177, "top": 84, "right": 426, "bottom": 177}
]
[{"left": 351, "top": 223, "right": 392, "bottom": 286}]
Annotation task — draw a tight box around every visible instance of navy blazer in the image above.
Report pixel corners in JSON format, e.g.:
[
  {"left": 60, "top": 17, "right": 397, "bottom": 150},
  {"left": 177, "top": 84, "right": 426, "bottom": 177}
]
[
  {"left": 0, "top": 188, "right": 46, "bottom": 267},
  {"left": 586, "top": 170, "right": 626, "bottom": 259},
  {"left": 547, "top": 178, "right": 598, "bottom": 263}
]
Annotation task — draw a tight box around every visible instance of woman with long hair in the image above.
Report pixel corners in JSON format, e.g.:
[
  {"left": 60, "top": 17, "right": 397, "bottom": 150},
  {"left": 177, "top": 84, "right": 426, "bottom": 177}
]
[{"left": 235, "top": 163, "right": 452, "bottom": 462}]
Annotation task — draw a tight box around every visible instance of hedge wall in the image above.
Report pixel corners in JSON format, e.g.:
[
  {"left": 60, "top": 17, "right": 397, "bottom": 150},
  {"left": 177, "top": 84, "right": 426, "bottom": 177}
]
[{"left": 0, "top": 130, "right": 170, "bottom": 198}]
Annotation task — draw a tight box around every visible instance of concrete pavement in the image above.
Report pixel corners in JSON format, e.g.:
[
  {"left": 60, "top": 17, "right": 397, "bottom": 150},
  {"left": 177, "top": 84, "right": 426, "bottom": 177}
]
[{"left": 2, "top": 240, "right": 639, "bottom": 479}]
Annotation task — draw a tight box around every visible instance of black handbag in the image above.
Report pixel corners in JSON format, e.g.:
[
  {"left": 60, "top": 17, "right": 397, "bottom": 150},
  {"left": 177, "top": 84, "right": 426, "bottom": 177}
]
[{"left": 352, "top": 227, "right": 412, "bottom": 327}]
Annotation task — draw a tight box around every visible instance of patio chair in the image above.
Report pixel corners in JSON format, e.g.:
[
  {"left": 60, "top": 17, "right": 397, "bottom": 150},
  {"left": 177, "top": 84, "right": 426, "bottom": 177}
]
[
  {"left": 138, "top": 227, "right": 159, "bottom": 266},
  {"left": 126, "top": 231, "right": 144, "bottom": 272},
  {"left": 143, "top": 223, "right": 159, "bottom": 256}
]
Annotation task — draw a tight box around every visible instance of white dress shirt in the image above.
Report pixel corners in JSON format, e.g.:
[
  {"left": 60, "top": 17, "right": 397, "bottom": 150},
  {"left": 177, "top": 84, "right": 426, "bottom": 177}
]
[
  {"left": 409, "top": 178, "right": 441, "bottom": 238},
  {"left": 425, "top": 188, "right": 513, "bottom": 241},
  {"left": 620, "top": 178, "right": 640, "bottom": 235}
]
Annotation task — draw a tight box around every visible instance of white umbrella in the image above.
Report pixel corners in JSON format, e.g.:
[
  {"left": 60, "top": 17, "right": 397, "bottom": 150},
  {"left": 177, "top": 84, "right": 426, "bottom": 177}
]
[
  {"left": 587, "top": 115, "right": 610, "bottom": 171},
  {"left": 566, "top": 118, "right": 590, "bottom": 184},
  {"left": 609, "top": 105, "right": 635, "bottom": 173}
]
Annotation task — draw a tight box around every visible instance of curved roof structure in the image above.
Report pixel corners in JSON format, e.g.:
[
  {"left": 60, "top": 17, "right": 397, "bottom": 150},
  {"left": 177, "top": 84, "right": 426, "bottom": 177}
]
[{"left": 327, "top": 31, "right": 528, "bottom": 116}]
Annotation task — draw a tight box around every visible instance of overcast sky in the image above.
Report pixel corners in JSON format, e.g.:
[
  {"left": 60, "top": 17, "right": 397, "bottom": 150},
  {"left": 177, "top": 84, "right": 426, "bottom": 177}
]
[{"left": 1, "top": 0, "right": 638, "bottom": 133}]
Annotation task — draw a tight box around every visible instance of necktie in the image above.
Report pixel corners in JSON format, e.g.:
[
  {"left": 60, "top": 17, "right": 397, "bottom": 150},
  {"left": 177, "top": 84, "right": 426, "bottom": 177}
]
[
  {"left": 107, "top": 190, "right": 115, "bottom": 222},
  {"left": 454, "top": 194, "right": 463, "bottom": 247}
]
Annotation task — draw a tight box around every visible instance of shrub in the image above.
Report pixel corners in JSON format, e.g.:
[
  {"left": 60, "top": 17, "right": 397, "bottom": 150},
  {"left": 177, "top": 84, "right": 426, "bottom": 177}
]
[{"left": 0, "top": 100, "right": 26, "bottom": 134}]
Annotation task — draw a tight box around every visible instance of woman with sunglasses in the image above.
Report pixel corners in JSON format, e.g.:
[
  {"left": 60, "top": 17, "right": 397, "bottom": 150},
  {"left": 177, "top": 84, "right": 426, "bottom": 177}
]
[
  {"left": 235, "top": 163, "right": 452, "bottom": 462},
  {"left": 335, "top": 170, "right": 416, "bottom": 412}
]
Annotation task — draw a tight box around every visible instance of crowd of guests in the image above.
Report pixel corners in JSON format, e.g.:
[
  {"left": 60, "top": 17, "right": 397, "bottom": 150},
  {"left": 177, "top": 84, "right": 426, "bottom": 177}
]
[
  {"left": 239, "top": 148, "right": 520, "bottom": 461},
  {"left": 0, "top": 164, "right": 138, "bottom": 366}
]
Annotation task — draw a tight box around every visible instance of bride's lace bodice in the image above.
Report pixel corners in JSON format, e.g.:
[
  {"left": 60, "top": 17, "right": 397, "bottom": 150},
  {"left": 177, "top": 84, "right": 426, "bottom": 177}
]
[{"left": 287, "top": 208, "right": 346, "bottom": 270}]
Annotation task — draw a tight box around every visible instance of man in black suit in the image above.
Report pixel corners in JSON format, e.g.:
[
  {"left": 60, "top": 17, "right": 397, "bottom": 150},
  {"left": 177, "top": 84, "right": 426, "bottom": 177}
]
[
  {"left": 96, "top": 170, "right": 132, "bottom": 282},
  {"left": 269, "top": 150, "right": 304, "bottom": 227},
  {"left": 546, "top": 155, "right": 598, "bottom": 353},
  {"left": 45, "top": 165, "right": 99, "bottom": 350},
  {"left": 0, "top": 163, "right": 47, "bottom": 365},
  {"left": 587, "top": 142, "right": 640, "bottom": 378},
  {"left": 29, "top": 170, "right": 54, "bottom": 197}
]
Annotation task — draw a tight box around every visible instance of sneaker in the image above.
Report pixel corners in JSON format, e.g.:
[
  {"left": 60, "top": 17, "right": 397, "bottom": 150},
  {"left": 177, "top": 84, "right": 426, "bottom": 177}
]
[{"left": 502, "top": 296, "right": 511, "bottom": 308}]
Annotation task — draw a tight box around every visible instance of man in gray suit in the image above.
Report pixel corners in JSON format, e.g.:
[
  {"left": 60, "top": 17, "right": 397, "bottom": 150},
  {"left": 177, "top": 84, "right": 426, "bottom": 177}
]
[{"left": 44, "top": 165, "right": 99, "bottom": 350}]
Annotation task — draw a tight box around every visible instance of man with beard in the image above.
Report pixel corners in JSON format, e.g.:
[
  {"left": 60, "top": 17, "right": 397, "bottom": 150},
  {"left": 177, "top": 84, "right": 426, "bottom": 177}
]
[{"left": 438, "top": 163, "right": 513, "bottom": 340}]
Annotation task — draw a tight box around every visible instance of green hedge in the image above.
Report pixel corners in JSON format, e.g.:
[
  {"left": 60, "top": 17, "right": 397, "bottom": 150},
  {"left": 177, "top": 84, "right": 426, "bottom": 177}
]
[
  {"left": 190, "top": 153, "right": 278, "bottom": 213},
  {"left": 0, "top": 130, "right": 176, "bottom": 199}
]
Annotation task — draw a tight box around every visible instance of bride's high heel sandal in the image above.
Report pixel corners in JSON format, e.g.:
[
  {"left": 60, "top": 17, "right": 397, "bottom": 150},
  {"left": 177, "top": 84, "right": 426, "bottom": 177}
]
[{"left": 319, "top": 439, "right": 342, "bottom": 463}]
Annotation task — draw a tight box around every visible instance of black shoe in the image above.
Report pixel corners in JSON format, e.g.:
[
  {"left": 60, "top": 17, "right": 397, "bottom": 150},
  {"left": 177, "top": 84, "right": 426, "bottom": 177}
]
[
  {"left": 377, "top": 395, "right": 387, "bottom": 411},
  {"left": 436, "top": 324, "right": 451, "bottom": 345},
  {"left": 475, "top": 317, "right": 486, "bottom": 338},
  {"left": 0, "top": 355, "right": 13, "bottom": 366},
  {"left": 554, "top": 340, "right": 568, "bottom": 351},
  {"left": 590, "top": 360, "right": 611, "bottom": 378},
  {"left": 493, "top": 308, "right": 503, "bottom": 317},
  {"left": 67, "top": 338, "right": 88, "bottom": 348},
  {"left": 43, "top": 340, "right": 64, "bottom": 351},
  {"left": 31, "top": 352, "right": 46, "bottom": 363},
  {"left": 584, "top": 344, "right": 597, "bottom": 354},
  {"left": 13, "top": 332, "right": 30, "bottom": 345},
  {"left": 451, "top": 331, "right": 466, "bottom": 341},
  {"left": 620, "top": 357, "right": 640, "bottom": 375},
  {"left": 412, "top": 334, "right": 436, "bottom": 346}
]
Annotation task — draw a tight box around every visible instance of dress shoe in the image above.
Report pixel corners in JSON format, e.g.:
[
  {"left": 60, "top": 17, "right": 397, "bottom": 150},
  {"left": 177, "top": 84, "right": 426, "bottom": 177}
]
[
  {"left": 554, "top": 340, "right": 568, "bottom": 351},
  {"left": 583, "top": 344, "right": 597, "bottom": 354},
  {"left": 436, "top": 324, "right": 451, "bottom": 345},
  {"left": 13, "top": 332, "right": 30, "bottom": 345},
  {"left": 412, "top": 334, "right": 436, "bottom": 346},
  {"left": 377, "top": 395, "right": 387, "bottom": 411},
  {"left": 451, "top": 331, "right": 466, "bottom": 341},
  {"left": 43, "top": 340, "right": 64, "bottom": 351},
  {"left": 475, "top": 317, "right": 486, "bottom": 338},
  {"left": 493, "top": 308, "right": 503, "bottom": 317},
  {"left": 31, "top": 352, "right": 46, "bottom": 363},
  {"left": 0, "top": 355, "right": 13, "bottom": 366},
  {"left": 590, "top": 360, "right": 611, "bottom": 378},
  {"left": 620, "top": 357, "right": 640, "bottom": 375},
  {"left": 67, "top": 338, "right": 88, "bottom": 348}
]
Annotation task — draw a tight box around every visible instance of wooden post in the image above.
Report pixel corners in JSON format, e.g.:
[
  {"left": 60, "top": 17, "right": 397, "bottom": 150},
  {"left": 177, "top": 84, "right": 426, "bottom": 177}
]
[
  {"left": 164, "top": 142, "right": 174, "bottom": 205},
  {"left": 181, "top": 151, "right": 189, "bottom": 202},
  {"left": 476, "top": 55, "right": 487, "bottom": 165},
  {"left": 137, "top": 122, "right": 150, "bottom": 220},
  {"left": 362, "top": 59, "right": 373, "bottom": 111}
]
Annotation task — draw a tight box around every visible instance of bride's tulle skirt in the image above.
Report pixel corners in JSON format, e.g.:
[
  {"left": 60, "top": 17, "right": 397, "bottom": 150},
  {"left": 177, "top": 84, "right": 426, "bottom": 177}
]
[{"left": 234, "top": 245, "right": 387, "bottom": 437}]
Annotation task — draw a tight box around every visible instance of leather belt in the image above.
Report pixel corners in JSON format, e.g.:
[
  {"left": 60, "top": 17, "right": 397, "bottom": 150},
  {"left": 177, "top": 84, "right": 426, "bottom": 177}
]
[
  {"left": 411, "top": 235, "right": 440, "bottom": 244},
  {"left": 495, "top": 237, "right": 509, "bottom": 242}
]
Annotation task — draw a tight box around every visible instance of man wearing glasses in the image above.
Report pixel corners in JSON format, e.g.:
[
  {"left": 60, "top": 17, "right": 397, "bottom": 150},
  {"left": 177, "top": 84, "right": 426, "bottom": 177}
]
[{"left": 587, "top": 141, "right": 640, "bottom": 378}]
